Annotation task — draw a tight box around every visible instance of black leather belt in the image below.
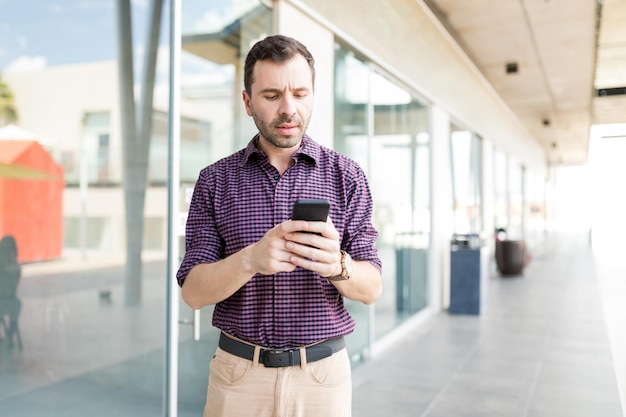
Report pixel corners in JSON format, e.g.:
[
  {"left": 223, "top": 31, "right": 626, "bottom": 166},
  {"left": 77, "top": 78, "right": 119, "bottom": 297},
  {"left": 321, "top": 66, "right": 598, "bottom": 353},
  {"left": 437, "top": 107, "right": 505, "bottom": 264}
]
[{"left": 218, "top": 332, "right": 345, "bottom": 368}]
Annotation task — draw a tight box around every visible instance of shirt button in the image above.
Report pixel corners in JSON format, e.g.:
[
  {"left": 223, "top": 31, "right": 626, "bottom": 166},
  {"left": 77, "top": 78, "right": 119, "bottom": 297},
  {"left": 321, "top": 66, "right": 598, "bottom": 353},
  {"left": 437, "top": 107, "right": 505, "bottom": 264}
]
[{"left": 274, "top": 173, "right": 280, "bottom": 181}]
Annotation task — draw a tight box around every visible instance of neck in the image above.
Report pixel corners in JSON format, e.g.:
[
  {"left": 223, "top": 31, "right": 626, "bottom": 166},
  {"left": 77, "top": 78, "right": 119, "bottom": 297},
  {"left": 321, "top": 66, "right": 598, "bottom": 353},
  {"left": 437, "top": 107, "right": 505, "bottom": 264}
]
[{"left": 257, "top": 137, "right": 300, "bottom": 175}]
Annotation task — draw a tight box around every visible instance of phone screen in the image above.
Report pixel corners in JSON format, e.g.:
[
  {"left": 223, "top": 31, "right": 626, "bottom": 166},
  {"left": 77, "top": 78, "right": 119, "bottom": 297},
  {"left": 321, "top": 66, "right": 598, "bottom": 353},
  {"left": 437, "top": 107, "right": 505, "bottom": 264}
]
[{"left": 291, "top": 199, "right": 330, "bottom": 221}]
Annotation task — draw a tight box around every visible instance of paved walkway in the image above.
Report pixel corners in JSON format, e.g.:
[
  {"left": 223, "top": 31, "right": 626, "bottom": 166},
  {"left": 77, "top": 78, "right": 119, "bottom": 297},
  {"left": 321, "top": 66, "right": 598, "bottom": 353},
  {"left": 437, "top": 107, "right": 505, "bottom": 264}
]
[
  {"left": 352, "top": 231, "right": 626, "bottom": 417},
  {"left": 0, "top": 231, "right": 624, "bottom": 416}
]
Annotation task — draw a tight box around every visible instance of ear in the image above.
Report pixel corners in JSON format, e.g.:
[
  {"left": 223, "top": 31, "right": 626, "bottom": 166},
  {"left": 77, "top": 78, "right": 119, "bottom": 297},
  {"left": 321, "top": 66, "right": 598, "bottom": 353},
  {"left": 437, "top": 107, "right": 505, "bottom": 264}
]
[{"left": 242, "top": 90, "right": 253, "bottom": 116}]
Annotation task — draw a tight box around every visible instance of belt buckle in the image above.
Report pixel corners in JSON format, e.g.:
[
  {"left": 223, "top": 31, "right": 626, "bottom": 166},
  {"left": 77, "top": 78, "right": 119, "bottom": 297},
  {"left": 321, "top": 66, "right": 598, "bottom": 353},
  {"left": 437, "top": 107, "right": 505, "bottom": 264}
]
[{"left": 262, "top": 349, "right": 296, "bottom": 368}]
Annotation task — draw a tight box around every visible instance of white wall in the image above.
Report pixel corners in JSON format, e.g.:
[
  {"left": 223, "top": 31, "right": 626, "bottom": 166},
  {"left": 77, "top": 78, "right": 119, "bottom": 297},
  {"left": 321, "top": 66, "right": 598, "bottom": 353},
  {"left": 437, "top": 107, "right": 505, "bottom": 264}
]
[
  {"left": 4, "top": 61, "right": 121, "bottom": 172},
  {"left": 274, "top": 2, "right": 335, "bottom": 148},
  {"left": 429, "top": 105, "right": 453, "bottom": 310}
]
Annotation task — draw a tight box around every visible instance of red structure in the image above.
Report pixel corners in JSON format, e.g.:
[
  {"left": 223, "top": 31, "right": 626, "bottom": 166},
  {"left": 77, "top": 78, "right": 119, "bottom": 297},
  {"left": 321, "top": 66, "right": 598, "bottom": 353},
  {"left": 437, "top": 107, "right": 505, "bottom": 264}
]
[{"left": 0, "top": 140, "right": 64, "bottom": 263}]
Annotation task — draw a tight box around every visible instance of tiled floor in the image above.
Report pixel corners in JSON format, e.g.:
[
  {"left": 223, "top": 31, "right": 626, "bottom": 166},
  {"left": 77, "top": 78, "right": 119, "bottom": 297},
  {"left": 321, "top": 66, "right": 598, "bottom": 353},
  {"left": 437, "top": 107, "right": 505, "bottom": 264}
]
[
  {"left": 352, "top": 231, "right": 626, "bottom": 417},
  {"left": 1, "top": 231, "right": 624, "bottom": 416}
]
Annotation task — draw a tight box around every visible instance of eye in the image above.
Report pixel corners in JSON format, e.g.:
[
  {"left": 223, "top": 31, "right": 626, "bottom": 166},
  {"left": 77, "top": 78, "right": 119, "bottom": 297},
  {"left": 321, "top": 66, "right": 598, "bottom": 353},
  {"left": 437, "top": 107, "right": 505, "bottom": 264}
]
[{"left": 265, "top": 95, "right": 278, "bottom": 100}]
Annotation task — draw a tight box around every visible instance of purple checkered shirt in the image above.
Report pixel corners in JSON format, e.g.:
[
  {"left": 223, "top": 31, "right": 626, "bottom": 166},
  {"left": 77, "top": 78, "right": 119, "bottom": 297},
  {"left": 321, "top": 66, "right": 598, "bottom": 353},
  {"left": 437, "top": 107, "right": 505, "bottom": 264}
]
[{"left": 176, "top": 134, "right": 381, "bottom": 348}]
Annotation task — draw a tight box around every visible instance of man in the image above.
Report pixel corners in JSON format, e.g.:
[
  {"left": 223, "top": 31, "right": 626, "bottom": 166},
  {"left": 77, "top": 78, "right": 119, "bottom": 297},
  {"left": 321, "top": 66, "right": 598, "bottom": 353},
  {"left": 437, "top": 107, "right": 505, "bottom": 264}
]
[{"left": 177, "top": 34, "right": 382, "bottom": 417}]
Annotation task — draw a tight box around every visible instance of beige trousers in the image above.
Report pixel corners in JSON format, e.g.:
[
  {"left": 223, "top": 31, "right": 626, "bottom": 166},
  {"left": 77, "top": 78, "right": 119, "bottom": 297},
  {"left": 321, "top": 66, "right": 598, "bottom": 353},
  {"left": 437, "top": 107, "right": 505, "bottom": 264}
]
[{"left": 203, "top": 346, "right": 352, "bottom": 417}]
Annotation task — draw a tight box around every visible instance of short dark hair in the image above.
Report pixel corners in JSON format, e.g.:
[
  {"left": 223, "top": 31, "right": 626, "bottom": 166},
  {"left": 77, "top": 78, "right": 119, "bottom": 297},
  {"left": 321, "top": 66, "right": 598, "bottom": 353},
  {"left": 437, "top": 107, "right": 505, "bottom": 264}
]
[{"left": 243, "top": 35, "right": 315, "bottom": 95}]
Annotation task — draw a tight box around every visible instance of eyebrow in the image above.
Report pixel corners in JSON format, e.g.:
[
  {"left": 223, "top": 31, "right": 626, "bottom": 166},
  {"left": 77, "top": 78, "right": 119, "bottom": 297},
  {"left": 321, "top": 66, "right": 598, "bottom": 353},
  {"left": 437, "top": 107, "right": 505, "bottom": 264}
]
[{"left": 257, "top": 87, "right": 311, "bottom": 94}]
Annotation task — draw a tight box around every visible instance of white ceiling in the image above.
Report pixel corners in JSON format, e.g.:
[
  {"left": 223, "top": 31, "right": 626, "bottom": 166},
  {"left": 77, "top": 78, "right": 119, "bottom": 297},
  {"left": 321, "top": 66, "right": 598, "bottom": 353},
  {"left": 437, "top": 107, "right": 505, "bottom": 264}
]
[{"left": 423, "top": 0, "right": 626, "bottom": 166}]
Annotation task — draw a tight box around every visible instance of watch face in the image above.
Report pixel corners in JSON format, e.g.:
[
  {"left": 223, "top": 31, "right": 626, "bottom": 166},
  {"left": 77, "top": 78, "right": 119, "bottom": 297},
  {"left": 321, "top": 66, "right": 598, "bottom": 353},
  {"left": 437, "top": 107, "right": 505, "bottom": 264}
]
[{"left": 344, "top": 252, "right": 352, "bottom": 277}]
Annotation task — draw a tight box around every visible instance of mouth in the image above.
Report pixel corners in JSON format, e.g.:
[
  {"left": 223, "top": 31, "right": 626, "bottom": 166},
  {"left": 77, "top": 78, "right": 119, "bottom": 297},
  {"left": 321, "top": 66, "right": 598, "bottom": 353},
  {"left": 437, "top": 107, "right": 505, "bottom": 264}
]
[{"left": 275, "top": 123, "right": 299, "bottom": 136}]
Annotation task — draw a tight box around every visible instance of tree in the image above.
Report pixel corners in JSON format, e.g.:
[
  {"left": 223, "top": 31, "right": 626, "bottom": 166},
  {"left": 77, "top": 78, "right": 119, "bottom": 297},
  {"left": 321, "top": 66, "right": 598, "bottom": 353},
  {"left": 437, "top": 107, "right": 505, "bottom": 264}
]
[
  {"left": 0, "top": 77, "right": 18, "bottom": 126},
  {"left": 115, "top": 0, "right": 164, "bottom": 306}
]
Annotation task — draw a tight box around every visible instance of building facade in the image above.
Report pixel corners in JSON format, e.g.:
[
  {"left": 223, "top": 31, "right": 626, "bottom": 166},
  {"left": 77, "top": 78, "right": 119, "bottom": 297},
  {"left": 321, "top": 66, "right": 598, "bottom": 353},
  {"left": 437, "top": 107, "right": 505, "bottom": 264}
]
[{"left": 0, "top": 0, "right": 550, "bottom": 415}]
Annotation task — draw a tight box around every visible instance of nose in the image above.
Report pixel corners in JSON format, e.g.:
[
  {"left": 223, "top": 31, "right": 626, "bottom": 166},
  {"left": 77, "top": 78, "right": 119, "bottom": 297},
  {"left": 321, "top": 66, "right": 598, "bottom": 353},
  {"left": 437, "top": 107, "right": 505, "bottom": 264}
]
[{"left": 278, "top": 95, "right": 296, "bottom": 117}]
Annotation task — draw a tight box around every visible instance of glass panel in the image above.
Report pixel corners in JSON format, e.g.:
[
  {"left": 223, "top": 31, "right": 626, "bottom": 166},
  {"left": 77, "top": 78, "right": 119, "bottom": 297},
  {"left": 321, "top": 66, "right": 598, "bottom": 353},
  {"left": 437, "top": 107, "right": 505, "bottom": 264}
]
[
  {"left": 0, "top": 2, "right": 173, "bottom": 415},
  {"left": 508, "top": 162, "right": 524, "bottom": 240},
  {"left": 493, "top": 150, "right": 508, "bottom": 234},
  {"left": 334, "top": 45, "right": 430, "bottom": 356},
  {"left": 333, "top": 47, "right": 372, "bottom": 363},
  {"left": 82, "top": 112, "right": 111, "bottom": 184},
  {"left": 0, "top": 1, "right": 257, "bottom": 414},
  {"left": 178, "top": 2, "right": 272, "bottom": 413},
  {"left": 450, "top": 126, "right": 483, "bottom": 235},
  {"left": 526, "top": 171, "right": 546, "bottom": 247}
]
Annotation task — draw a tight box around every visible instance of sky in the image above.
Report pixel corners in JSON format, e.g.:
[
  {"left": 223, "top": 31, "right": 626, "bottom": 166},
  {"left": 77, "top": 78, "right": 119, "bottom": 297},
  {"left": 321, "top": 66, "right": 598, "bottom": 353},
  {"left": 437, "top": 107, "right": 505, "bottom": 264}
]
[
  {"left": 0, "top": 0, "right": 124, "bottom": 72},
  {"left": 0, "top": 0, "right": 236, "bottom": 87}
]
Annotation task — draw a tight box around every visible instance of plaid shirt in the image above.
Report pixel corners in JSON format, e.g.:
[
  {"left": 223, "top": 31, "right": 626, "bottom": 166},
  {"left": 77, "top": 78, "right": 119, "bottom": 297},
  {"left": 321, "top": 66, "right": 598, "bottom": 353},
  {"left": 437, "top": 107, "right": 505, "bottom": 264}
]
[{"left": 177, "top": 135, "right": 381, "bottom": 348}]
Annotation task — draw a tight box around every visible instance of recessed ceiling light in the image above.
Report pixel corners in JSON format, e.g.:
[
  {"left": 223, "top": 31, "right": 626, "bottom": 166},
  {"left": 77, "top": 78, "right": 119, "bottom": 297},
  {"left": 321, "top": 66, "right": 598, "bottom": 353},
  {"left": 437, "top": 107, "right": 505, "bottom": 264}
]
[{"left": 506, "top": 62, "right": 518, "bottom": 74}]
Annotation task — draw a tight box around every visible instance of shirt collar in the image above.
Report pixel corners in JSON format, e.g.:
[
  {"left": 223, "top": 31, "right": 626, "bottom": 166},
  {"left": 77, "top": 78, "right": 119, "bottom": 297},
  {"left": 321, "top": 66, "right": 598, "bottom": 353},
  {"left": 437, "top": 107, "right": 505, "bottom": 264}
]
[{"left": 240, "top": 134, "right": 320, "bottom": 167}]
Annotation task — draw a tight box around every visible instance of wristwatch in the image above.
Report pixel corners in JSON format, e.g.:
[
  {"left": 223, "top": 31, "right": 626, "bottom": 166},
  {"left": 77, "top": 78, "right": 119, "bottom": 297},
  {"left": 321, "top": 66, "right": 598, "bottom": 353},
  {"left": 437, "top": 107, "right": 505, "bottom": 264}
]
[{"left": 327, "top": 250, "right": 352, "bottom": 281}]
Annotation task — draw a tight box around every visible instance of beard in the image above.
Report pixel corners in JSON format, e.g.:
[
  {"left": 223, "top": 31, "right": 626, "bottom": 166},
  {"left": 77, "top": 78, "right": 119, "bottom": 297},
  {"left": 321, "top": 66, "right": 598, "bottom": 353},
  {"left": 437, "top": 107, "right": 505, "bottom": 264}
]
[{"left": 251, "top": 109, "right": 310, "bottom": 149}]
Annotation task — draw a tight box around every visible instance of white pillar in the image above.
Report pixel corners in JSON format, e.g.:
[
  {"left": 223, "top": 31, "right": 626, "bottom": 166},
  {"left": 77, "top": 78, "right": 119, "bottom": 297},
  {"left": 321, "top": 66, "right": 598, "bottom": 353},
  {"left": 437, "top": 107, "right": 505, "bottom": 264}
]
[{"left": 429, "top": 105, "right": 452, "bottom": 311}]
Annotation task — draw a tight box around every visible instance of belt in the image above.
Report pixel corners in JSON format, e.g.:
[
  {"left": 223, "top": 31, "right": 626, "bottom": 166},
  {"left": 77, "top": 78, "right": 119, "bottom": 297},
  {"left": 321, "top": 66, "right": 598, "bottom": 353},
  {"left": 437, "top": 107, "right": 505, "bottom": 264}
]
[{"left": 218, "top": 332, "right": 345, "bottom": 368}]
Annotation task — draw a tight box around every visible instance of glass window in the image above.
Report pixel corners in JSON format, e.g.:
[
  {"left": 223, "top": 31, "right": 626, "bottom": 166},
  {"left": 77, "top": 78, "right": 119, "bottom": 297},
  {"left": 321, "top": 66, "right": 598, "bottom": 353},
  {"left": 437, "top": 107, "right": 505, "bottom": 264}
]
[
  {"left": 508, "top": 161, "right": 524, "bottom": 240},
  {"left": 526, "top": 170, "right": 546, "bottom": 246},
  {"left": 177, "top": 2, "right": 272, "bottom": 413},
  {"left": 494, "top": 149, "right": 508, "bottom": 233},
  {"left": 450, "top": 125, "right": 483, "bottom": 235},
  {"left": 149, "top": 111, "right": 211, "bottom": 184},
  {"left": 334, "top": 44, "right": 431, "bottom": 357},
  {"left": 0, "top": 1, "right": 272, "bottom": 415},
  {"left": 81, "top": 112, "right": 111, "bottom": 185}
]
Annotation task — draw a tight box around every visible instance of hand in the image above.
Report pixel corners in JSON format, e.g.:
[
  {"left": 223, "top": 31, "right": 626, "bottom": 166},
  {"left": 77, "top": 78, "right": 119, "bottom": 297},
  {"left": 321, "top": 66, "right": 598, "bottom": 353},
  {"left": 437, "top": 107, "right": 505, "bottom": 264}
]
[
  {"left": 283, "top": 217, "right": 343, "bottom": 278},
  {"left": 245, "top": 222, "right": 302, "bottom": 276}
]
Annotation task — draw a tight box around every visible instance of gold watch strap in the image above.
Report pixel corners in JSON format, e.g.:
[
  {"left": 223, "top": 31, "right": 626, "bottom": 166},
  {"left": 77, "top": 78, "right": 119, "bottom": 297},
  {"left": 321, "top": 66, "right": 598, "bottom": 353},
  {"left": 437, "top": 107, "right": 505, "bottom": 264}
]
[{"left": 327, "top": 250, "right": 350, "bottom": 281}]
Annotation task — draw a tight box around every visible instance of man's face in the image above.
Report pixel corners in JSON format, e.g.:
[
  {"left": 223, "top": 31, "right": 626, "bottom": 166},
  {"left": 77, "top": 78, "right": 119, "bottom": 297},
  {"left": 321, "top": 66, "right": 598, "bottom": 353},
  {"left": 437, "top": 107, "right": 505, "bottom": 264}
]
[{"left": 243, "top": 54, "right": 314, "bottom": 150}]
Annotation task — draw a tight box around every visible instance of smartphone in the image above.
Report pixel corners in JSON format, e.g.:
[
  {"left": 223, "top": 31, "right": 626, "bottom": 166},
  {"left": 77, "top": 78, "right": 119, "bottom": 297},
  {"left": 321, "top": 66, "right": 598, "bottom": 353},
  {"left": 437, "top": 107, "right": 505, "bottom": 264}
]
[{"left": 291, "top": 199, "right": 330, "bottom": 222}]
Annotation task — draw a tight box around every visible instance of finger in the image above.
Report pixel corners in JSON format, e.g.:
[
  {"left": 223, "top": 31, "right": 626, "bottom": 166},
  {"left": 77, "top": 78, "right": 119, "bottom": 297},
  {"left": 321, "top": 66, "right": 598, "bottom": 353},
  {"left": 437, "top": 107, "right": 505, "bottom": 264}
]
[
  {"left": 285, "top": 230, "right": 323, "bottom": 247},
  {"left": 285, "top": 239, "right": 317, "bottom": 257},
  {"left": 289, "top": 254, "right": 321, "bottom": 272},
  {"left": 289, "top": 254, "right": 336, "bottom": 277},
  {"left": 281, "top": 219, "right": 311, "bottom": 234},
  {"left": 292, "top": 220, "right": 332, "bottom": 238}
]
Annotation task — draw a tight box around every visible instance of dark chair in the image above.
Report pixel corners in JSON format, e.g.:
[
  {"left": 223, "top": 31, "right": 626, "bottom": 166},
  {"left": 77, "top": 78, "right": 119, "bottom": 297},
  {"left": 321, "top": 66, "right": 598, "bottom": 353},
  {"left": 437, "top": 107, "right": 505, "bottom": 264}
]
[{"left": 0, "top": 235, "right": 23, "bottom": 351}]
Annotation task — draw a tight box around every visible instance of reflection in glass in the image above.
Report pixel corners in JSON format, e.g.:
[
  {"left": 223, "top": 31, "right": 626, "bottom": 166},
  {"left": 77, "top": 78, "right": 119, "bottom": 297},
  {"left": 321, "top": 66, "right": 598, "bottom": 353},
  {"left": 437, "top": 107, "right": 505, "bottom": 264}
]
[
  {"left": 334, "top": 44, "right": 430, "bottom": 354},
  {"left": 0, "top": 1, "right": 271, "bottom": 415},
  {"left": 494, "top": 149, "right": 508, "bottom": 233},
  {"left": 450, "top": 126, "right": 483, "bottom": 235},
  {"left": 508, "top": 161, "right": 524, "bottom": 240}
]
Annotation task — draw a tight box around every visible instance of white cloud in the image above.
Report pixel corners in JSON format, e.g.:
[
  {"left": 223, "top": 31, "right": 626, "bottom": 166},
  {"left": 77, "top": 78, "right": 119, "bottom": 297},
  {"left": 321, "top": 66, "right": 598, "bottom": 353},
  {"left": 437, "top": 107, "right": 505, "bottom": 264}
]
[{"left": 3, "top": 55, "right": 48, "bottom": 73}]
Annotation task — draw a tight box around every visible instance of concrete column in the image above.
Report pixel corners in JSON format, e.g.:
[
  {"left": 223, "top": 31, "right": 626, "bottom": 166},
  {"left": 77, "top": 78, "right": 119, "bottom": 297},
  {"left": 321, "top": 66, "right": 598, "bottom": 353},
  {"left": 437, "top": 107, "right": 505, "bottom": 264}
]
[{"left": 428, "top": 105, "right": 452, "bottom": 311}]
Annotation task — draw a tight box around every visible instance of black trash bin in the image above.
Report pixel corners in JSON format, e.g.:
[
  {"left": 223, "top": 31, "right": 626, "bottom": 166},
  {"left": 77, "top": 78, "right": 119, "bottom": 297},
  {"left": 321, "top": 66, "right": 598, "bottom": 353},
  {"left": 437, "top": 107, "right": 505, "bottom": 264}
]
[
  {"left": 494, "top": 228, "right": 527, "bottom": 276},
  {"left": 449, "top": 234, "right": 488, "bottom": 315}
]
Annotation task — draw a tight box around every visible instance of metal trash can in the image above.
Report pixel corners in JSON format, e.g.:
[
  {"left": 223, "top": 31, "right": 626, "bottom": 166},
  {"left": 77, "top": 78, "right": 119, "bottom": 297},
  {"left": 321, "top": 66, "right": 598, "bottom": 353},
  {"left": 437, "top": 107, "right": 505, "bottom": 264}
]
[
  {"left": 494, "top": 228, "right": 527, "bottom": 276},
  {"left": 495, "top": 239, "right": 527, "bottom": 276},
  {"left": 449, "top": 234, "right": 489, "bottom": 315}
]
